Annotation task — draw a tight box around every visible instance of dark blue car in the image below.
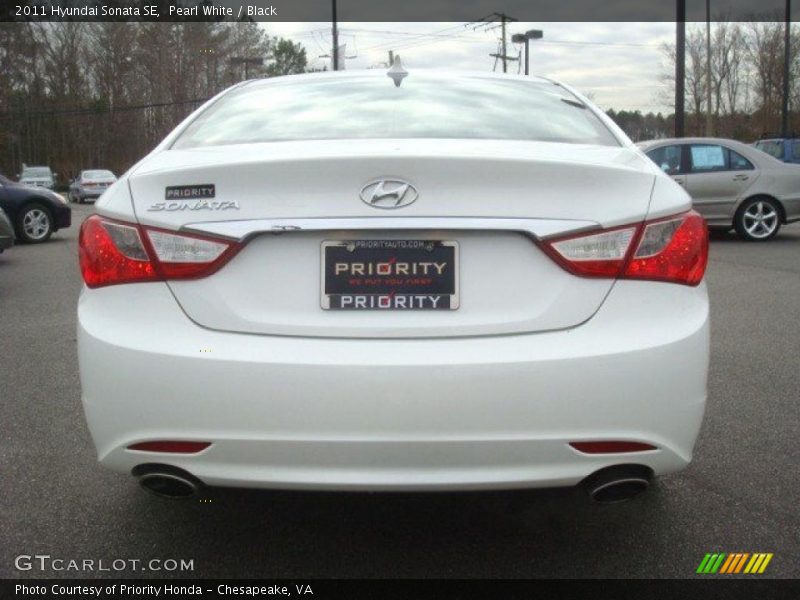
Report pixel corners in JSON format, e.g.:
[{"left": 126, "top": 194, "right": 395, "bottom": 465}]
[{"left": 0, "top": 173, "right": 71, "bottom": 243}]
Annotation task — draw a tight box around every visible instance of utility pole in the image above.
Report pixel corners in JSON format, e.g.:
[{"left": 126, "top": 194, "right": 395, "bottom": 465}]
[
  {"left": 332, "top": 0, "right": 339, "bottom": 71},
  {"left": 474, "top": 13, "right": 518, "bottom": 73},
  {"left": 705, "top": 0, "right": 713, "bottom": 136},
  {"left": 782, "top": 0, "right": 792, "bottom": 136},
  {"left": 675, "top": 0, "right": 686, "bottom": 137}
]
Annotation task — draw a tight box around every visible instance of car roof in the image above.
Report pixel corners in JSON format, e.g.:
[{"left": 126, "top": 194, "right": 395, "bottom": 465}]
[{"left": 243, "top": 68, "right": 553, "bottom": 85}]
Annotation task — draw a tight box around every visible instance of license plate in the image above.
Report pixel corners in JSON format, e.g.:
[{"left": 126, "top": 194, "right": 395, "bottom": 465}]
[{"left": 321, "top": 240, "right": 459, "bottom": 310}]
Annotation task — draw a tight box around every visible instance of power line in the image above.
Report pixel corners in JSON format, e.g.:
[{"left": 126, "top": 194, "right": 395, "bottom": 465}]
[{"left": 471, "top": 12, "right": 518, "bottom": 73}]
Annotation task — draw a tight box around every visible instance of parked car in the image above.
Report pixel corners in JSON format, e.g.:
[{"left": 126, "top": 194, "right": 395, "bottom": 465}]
[
  {"left": 753, "top": 137, "right": 800, "bottom": 164},
  {"left": 78, "top": 69, "right": 709, "bottom": 502},
  {"left": 0, "top": 173, "right": 71, "bottom": 243},
  {"left": 18, "top": 165, "right": 56, "bottom": 190},
  {"left": 0, "top": 206, "right": 13, "bottom": 253},
  {"left": 638, "top": 137, "right": 800, "bottom": 241},
  {"left": 69, "top": 169, "right": 117, "bottom": 204}
]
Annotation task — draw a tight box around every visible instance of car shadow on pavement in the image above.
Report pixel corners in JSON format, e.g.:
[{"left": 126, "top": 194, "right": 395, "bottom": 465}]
[{"left": 117, "top": 478, "right": 679, "bottom": 578}]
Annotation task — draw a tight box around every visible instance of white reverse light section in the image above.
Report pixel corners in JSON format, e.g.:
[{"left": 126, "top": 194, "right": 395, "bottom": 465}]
[
  {"left": 146, "top": 230, "right": 228, "bottom": 263},
  {"left": 634, "top": 218, "right": 682, "bottom": 258},
  {"left": 551, "top": 227, "right": 636, "bottom": 261}
]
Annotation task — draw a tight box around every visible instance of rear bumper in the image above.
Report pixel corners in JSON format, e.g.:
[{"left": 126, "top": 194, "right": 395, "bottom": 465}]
[
  {"left": 76, "top": 188, "right": 105, "bottom": 199},
  {"left": 782, "top": 195, "right": 800, "bottom": 223},
  {"left": 0, "top": 234, "right": 12, "bottom": 251},
  {"left": 78, "top": 280, "right": 709, "bottom": 491}
]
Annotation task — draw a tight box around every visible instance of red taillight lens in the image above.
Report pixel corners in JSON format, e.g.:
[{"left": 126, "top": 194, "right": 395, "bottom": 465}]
[
  {"left": 569, "top": 441, "right": 657, "bottom": 454},
  {"left": 79, "top": 216, "right": 158, "bottom": 287},
  {"left": 128, "top": 441, "right": 211, "bottom": 454},
  {"left": 79, "top": 215, "right": 238, "bottom": 288},
  {"left": 623, "top": 211, "right": 708, "bottom": 286},
  {"left": 543, "top": 211, "right": 708, "bottom": 286}
]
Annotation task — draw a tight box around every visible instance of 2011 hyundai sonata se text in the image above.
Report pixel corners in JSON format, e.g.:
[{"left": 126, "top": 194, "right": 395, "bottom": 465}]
[{"left": 77, "top": 68, "right": 710, "bottom": 502}]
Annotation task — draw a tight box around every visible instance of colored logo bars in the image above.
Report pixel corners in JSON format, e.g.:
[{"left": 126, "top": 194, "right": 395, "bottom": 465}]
[{"left": 696, "top": 553, "right": 773, "bottom": 574}]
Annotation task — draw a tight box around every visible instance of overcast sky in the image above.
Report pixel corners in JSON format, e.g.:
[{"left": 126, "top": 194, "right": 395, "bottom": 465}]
[{"left": 266, "top": 22, "right": 677, "bottom": 113}]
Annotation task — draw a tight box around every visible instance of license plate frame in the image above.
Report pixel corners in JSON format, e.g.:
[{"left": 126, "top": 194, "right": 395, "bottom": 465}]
[{"left": 321, "top": 239, "right": 459, "bottom": 310}]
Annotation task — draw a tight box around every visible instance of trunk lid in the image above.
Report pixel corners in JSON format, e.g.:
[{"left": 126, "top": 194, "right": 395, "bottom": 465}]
[{"left": 129, "top": 139, "right": 655, "bottom": 338}]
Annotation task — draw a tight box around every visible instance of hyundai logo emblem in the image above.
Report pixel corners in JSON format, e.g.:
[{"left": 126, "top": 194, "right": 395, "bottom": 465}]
[{"left": 360, "top": 179, "right": 418, "bottom": 209}]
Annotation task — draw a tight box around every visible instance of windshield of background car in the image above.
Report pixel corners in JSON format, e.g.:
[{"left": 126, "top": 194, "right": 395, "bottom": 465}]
[
  {"left": 83, "top": 170, "right": 115, "bottom": 179},
  {"left": 173, "top": 75, "right": 620, "bottom": 149},
  {"left": 754, "top": 140, "right": 783, "bottom": 159},
  {"left": 22, "top": 168, "right": 51, "bottom": 178}
]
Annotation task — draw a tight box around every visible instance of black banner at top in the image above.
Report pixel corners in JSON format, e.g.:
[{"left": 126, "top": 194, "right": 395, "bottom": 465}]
[{"left": 0, "top": 0, "right": 795, "bottom": 22}]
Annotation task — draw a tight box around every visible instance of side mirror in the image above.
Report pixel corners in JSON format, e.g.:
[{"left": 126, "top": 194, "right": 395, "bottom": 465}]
[
  {"left": 15, "top": 174, "right": 20, "bottom": 179},
  {"left": 53, "top": 172, "right": 58, "bottom": 179},
  {"left": 660, "top": 163, "right": 671, "bottom": 173}
]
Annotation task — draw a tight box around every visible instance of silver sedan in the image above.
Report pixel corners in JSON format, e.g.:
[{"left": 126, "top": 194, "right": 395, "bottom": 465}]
[{"left": 638, "top": 137, "right": 800, "bottom": 240}]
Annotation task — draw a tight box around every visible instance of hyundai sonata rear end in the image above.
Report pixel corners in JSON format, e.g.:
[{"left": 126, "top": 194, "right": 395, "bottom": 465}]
[{"left": 77, "top": 69, "right": 709, "bottom": 501}]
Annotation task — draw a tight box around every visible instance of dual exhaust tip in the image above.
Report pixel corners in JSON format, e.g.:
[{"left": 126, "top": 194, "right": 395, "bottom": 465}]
[
  {"left": 581, "top": 464, "right": 653, "bottom": 503},
  {"left": 132, "top": 463, "right": 653, "bottom": 503},
  {"left": 132, "top": 464, "right": 203, "bottom": 499}
]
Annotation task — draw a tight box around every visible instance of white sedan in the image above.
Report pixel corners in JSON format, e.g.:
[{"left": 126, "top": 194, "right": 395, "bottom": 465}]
[{"left": 77, "top": 68, "right": 709, "bottom": 503}]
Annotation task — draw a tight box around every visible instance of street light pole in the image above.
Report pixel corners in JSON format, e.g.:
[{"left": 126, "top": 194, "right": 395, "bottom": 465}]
[
  {"left": 524, "top": 38, "right": 529, "bottom": 75},
  {"left": 332, "top": 0, "right": 339, "bottom": 71},
  {"left": 782, "top": 0, "right": 792, "bottom": 136},
  {"left": 705, "top": 0, "right": 713, "bottom": 136},
  {"left": 675, "top": 0, "right": 686, "bottom": 137},
  {"left": 512, "top": 29, "right": 543, "bottom": 76}
]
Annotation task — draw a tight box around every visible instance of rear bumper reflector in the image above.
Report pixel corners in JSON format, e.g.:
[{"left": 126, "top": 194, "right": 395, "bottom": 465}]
[
  {"left": 569, "top": 441, "right": 657, "bottom": 454},
  {"left": 127, "top": 441, "right": 212, "bottom": 454}
]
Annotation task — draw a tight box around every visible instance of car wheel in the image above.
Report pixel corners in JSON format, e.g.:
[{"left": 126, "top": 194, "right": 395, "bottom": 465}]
[
  {"left": 734, "top": 197, "right": 781, "bottom": 241},
  {"left": 16, "top": 203, "right": 53, "bottom": 243}
]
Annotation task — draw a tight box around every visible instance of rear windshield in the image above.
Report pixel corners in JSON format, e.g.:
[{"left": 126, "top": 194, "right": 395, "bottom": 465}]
[
  {"left": 173, "top": 74, "right": 619, "bottom": 149},
  {"left": 83, "top": 170, "right": 115, "bottom": 179},
  {"left": 21, "top": 167, "right": 51, "bottom": 177},
  {"left": 754, "top": 141, "right": 783, "bottom": 159}
]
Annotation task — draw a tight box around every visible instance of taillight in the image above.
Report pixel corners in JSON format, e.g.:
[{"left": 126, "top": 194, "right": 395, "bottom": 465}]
[
  {"left": 542, "top": 211, "right": 708, "bottom": 286},
  {"left": 79, "top": 215, "right": 238, "bottom": 288},
  {"left": 624, "top": 212, "right": 708, "bottom": 285}
]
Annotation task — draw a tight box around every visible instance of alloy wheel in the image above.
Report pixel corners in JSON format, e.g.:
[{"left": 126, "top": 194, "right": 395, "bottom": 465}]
[
  {"left": 741, "top": 201, "right": 779, "bottom": 240},
  {"left": 23, "top": 208, "right": 51, "bottom": 241}
]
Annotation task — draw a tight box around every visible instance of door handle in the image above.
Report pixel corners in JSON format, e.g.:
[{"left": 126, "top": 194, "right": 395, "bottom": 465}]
[
  {"left": 733, "top": 174, "right": 749, "bottom": 181},
  {"left": 673, "top": 178, "right": 686, "bottom": 186}
]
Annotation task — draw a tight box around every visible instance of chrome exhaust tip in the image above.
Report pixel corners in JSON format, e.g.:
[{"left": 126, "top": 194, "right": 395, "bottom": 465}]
[
  {"left": 132, "top": 464, "right": 203, "bottom": 499},
  {"left": 581, "top": 465, "right": 653, "bottom": 504}
]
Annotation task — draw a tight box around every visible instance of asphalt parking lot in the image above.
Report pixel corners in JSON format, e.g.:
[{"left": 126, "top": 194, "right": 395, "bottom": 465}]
[{"left": 1, "top": 202, "right": 798, "bottom": 579}]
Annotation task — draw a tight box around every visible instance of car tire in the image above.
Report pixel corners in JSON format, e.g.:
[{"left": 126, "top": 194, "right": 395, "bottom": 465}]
[
  {"left": 734, "top": 197, "right": 782, "bottom": 241},
  {"left": 16, "top": 203, "right": 53, "bottom": 243}
]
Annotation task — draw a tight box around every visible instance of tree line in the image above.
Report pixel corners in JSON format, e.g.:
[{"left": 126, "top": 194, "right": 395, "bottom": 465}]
[
  {"left": 0, "top": 22, "right": 307, "bottom": 182},
  {"left": 1, "top": 19, "right": 796, "bottom": 183},
  {"left": 657, "top": 18, "right": 800, "bottom": 141}
]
